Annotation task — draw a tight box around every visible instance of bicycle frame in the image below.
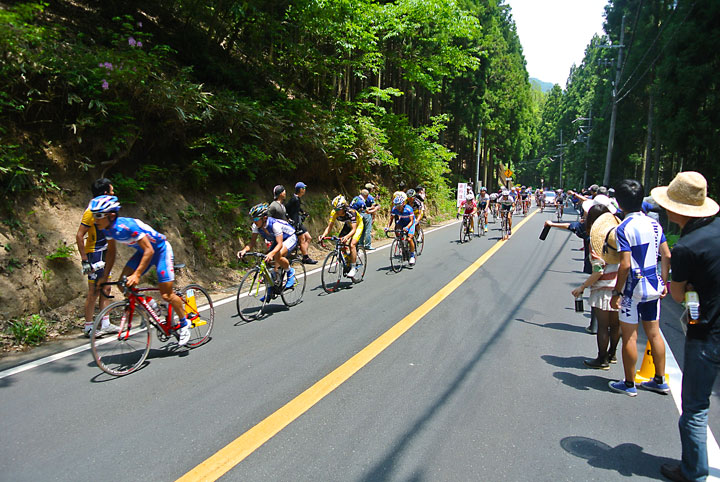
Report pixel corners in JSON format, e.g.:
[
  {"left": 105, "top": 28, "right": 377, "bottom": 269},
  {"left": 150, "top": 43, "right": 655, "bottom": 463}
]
[{"left": 322, "top": 237, "right": 352, "bottom": 272}]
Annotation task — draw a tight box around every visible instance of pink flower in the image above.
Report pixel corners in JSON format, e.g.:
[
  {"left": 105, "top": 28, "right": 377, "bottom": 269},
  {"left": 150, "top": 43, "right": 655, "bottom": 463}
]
[
  {"left": 136, "top": 41, "right": 142, "bottom": 48},
  {"left": 137, "top": 21, "right": 143, "bottom": 28},
  {"left": 128, "top": 37, "right": 137, "bottom": 47},
  {"left": 103, "top": 62, "right": 113, "bottom": 70},
  {"left": 101, "top": 79, "right": 109, "bottom": 90}
]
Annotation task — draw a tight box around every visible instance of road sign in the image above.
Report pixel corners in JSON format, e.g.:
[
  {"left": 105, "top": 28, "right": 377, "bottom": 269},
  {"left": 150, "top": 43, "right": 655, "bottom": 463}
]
[{"left": 504, "top": 169, "right": 514, "bottom": 178}]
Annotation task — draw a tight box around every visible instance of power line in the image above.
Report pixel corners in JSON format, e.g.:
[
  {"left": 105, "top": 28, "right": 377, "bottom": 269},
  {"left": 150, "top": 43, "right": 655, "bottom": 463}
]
[
  {"left": 619, "top": 0, "right": 645, "bottom": 81},
  {"left": 615, "top": 1, "right": 697, "bottom": 103}
]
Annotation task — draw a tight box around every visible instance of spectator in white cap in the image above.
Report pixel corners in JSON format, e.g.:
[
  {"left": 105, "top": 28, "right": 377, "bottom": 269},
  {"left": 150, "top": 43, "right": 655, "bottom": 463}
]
[{"left": 651, "top": 172, "right": 720, "bottom": 482}]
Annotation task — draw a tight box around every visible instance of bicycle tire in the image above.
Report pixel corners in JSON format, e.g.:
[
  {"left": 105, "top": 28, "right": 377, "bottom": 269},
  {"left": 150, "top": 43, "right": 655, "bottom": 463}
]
[
  {"left": 463, "top": 221, "right": 472, "bottom": 243},
  {"left": 281, "top": 258, "right": 306, "bottom": 307},
  {"left": 415, "top": 226, "right": 424, "bottom": 256},
  {"left": 91, "top": 301, "right": 151, "bottom": 377},
  {"left": 556, "top": 207, "right": 562, "bottom": 222},
  {"left": 390, "top": 239, "right": 403, "bottom": 272},
  {"left": 321, "top": 250, "right": 342, "bottom": 293},
  {"left": 353, "top": 246, "right": 367, "bottom": 282},
  {"left": 459, "top": 220, "right": 465, "bottom": 244},
  {"left": 236, "top": 267, "right": 268, "bottom": 321},
  {"left": 180, "top": 284, "right": 214, "bottom": 347}
]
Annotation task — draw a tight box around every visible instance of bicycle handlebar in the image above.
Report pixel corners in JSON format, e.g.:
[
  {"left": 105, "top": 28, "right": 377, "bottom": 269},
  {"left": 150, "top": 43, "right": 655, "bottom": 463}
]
[{"left": 99, "top": 276, "right": 131, "bottom": 299}]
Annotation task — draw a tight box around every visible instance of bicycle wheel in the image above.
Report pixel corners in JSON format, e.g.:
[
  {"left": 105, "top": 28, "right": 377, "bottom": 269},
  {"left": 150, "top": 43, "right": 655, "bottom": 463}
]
[
  {"left": 281, "top": 257, "right": 306, "bottom": 307},
  {"left": 415, "top": 226, "right": 425, "bottom": 255},
  {"left": 236, "top": 268, "right": 268, "bottom": 321},
  {"left": 556, "top": 207, "right": 562, "bottom": 222},
  {"left": 180, "top": 284, "right": 214, "bottom": 347},
  {"left": 354, "top": 246, "right": 367, "bottom": 282},
  {"left": 321, "top": 251, "right": 342, "bottom": 293},
  {"left": 459, "top": 220, "right": 465, "bottom": 243},
  {"left": 390, "top": 239, "right": 403, "bottom": 273},
  {"left": 462, "top": 222, "right": 472, "bottom": 243},
  {"left": 91, "top": 301, "right": 151, "bottom": 376}
]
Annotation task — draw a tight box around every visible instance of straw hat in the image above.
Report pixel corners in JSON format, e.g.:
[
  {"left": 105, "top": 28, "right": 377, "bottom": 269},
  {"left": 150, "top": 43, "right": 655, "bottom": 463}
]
[
  {"left": 651, "top": 171, "right": 719, "bottom": 218},
  {"left": 590, "top": 212, "right": 623, "bottom": 264},
  {"left": 582, "top": 194, "right": 618, "bottom": 214}
]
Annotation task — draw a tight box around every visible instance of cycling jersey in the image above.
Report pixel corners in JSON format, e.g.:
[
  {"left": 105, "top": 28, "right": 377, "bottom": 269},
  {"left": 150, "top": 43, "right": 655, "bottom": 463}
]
[
  {"left": 477, "top": 194, "right": 490, "bottom": 209},
  {"left": 80, "top": 205, "right": 107, "bottom": 253},
  {"left": 252, "top": 217, "right": 296, "bottom": 244},
  {"left": 102, "top": 217, "right": 167, "bottom": 251},
  {"left": 460, "top": 200, "right": 477, "bottom": 214},
  {"left": 391, "top": 204, "right": 415, "bottom": 235},
  {"left": 408, "top": 198, "right": 425, "bottom": 217},
  {"left": 498, "top": 196, "right": 515, "bottom": 211},
  {"left": 329, "top": 206, "right": 361, "bottom": 227}
]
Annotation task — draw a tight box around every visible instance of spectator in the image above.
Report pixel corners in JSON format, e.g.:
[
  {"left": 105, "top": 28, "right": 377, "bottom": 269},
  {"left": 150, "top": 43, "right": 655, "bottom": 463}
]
[
  {"left": 363, "top": 183, "right": 381, "bottom": 250},
  {"left": 575, "top": 208, "right": 621, "bottom": 369},
  {"left": 351, "top": 189, "right": 373, "bottom": 251},
  {"left": 269, "top": 185, "right": 287, "bottom": 220},
  {"left": 286, "top": 182, "right": 317, "bottom": 265},
  {"left": 651, "top": 172, "right": 720, "bottom": 482},
  {"left": 608, "top": 179, "right": 671, "bottom": 397},
  {"left": 76, "top": 178, "right": 114, "bottom": 336}
]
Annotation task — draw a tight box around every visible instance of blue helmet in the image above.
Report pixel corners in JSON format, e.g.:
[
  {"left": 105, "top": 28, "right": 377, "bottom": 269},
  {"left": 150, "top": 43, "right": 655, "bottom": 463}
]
[{"left": 89, "top": 195, "right": 121, "bottom": 214}]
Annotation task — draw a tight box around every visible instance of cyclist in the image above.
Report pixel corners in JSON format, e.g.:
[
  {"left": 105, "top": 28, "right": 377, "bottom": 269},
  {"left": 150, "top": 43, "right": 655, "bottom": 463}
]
[
  {"left": 318, "top": 195, "right": 364, "bottom": 280},
  {"left": 537, "top": 189, "right": 546, "bottom": 211},
  {"left": 518, "top": 186, "right": 529, "bottom": 215},
  {"left": 385, "top": 194, "right": 417, "bottom": 266},
  {"left": 498, "top": 189, "right": 515, "bottom": 240},
  {"left": 477, "top": 187, "right": 490, "bottom": 233},
  {"left": 489, "top": 191, "right": 499, "bottom": 220},
  {"left": 76, "top": 178, "right": 115, "bottom": 337},
  {"left": 89, "top": 195, "right": 191, "bottom": 346},
  {"left": 239, "top": 203, "right": 298, "bottom": 291},
  {"left": 406, "top": 188, "right": 425, "bottom": 226},
  {"left": 458, "top": 192, "right": 477, "bottom": 234},
  {"left": 556, "top": 189, "right": 565, "bottom": 218}
]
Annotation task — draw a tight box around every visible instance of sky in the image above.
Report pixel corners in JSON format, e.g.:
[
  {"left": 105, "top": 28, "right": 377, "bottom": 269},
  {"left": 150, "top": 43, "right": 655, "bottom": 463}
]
[{"left": 505, "top": 0, "right": 609, "bottom": 87}]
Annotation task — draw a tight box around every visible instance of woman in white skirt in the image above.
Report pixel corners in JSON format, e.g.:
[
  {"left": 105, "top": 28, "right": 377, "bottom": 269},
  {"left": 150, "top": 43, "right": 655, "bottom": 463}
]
[{"left": 572, "top": 206, "right": 622, "bottom": 370}]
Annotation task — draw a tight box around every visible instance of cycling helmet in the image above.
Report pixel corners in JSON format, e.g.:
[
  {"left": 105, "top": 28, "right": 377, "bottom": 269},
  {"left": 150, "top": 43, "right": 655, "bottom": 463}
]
[
  {"left": 89, "top": 195, "right": 121, "bottom": 214},
  {"left": 393, "top": 193, "right": 407, "bottom": 205},
  {"left": 406, "top": 189, "right": 416, "bottom": 198},
  {"left": 466, "top": 193, "right": 475, "bottom": 201},
  {"left": 249, "top": 203, "right": 269, "bottom": 219},
  {"left": 501, "top": 189, "right": 510, "bottom": 196},
  {"left": 332, "top": 195, "right": 347, "bottom": 210},
  {"left": 480, "top": 186, "right": 487, "bottom": 192}
]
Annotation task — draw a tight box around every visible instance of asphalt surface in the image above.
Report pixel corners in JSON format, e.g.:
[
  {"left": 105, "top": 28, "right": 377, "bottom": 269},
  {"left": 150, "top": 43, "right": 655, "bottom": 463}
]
[{"left": 0, "top": 206, "right": 714, "bottom": 481}]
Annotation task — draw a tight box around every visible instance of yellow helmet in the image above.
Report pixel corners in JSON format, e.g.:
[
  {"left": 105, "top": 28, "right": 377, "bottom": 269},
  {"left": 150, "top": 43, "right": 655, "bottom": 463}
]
[{"left": 332, "top": 195, "right": 347, "bottom": 210}]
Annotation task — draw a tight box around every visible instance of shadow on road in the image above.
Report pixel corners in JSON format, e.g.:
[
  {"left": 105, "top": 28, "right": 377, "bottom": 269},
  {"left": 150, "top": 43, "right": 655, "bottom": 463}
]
[
  {"left": 552, "top": 371, "right": 612, "bottom": 392},
  {"left": 361, "top": 222, "right": 573, "bottom": 481},
  {"left": 515, "top": 318, "right": 588, "bottom": 334},
  {"left": 560, "top": 435, "right": 676, "bottom": 479}
]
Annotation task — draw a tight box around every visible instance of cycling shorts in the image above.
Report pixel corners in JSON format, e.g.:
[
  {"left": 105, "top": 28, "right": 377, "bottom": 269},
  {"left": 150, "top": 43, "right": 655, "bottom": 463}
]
[
  {"left": 338, "top": 216, "right": 365, "bottom": 244},
  {"left": 87, "top": 251, "right": 110, "bottom": 284},
  {"left": 270, "top": 234, "right": 298, "bottom": 254},
  {"left": 125, "top": 240, "right": 175, "bottom": 283},
  {"left": 619, "top": 297, "right": 661, "bottom": 324}
]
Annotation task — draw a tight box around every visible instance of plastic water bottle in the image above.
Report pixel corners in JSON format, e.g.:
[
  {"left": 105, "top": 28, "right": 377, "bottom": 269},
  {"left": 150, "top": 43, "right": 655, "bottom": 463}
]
[
  {"left": 686, "top": 291, "right": 700, "bottom": 324},
  {"left": 148, "top": 298, "right": 159, "bottom": 318}
]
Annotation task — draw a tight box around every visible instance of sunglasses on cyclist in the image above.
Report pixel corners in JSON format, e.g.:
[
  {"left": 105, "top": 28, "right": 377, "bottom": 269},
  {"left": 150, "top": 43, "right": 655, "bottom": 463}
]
[
  {"left": 92, "top": 212, "right": 108, "bottom": 219},
  {"left": 252, "top": 216, "right": 263, "bottom": 222}
]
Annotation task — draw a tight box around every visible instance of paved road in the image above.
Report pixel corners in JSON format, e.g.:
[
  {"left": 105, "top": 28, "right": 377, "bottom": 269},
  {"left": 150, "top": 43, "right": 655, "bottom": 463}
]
[{"left": 1, "top": 207, "right": 715, "bottom": 481}]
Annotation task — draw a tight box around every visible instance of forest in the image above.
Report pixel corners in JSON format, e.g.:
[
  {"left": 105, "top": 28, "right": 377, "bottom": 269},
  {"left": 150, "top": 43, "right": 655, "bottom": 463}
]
[{"left": 524, "top": 0, "right": 720, "bottom": 197}]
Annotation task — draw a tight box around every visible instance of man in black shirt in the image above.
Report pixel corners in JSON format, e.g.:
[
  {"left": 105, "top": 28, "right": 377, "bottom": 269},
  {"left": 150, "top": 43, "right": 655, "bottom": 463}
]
[
  {"left": 286, "top": 182, "right": 317, "bottom": 264},
  {"left": 652, "top": 172, "right": 720, "bottom": 482}
]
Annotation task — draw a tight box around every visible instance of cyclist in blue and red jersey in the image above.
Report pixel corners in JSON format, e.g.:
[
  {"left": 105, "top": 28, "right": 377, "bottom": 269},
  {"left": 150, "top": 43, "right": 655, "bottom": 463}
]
[
  {"left": 89, "top": 195, "right": 191, "bottom": 346},
  {"left": 385, "top": 194, "right": 417, "bottom": 266},
  {"left": 239, "top": 203, "right": 298, "bottom": 289}
]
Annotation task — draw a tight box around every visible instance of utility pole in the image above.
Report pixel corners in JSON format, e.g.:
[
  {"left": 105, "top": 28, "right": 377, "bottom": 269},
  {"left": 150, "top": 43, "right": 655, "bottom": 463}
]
[
  {"left": 557, "top": 130, "right": 567, "bottom": 189},
  {"left": 474, "top": 127, "right": 481, "bottom": 193},
  {"left": 602, "top": 15, "right": 626, "bottom": 186}
]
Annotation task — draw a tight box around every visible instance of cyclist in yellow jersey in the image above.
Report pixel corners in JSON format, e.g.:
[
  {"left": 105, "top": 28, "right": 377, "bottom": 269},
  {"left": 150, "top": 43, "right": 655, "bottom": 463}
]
[
  {"left": 319, "top": 195, "right": 364, "bottom": 280},
  {"left": 75, "top": 178, "right": 116, "bottom": 336}
]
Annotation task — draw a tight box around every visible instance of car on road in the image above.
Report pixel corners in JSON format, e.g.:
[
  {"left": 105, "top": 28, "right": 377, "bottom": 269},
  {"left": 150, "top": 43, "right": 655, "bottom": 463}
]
[{"left": 543, "top": 190, "right": 557, "bottom": 208}]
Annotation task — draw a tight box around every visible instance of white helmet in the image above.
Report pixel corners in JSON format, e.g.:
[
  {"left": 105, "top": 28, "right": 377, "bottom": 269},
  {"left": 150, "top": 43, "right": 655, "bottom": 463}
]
[
  {"left": 466, "top": 193, "right": 475, "bottom": 201},
  {"left": 393, "top": 193, "right": 407, "bottom": 205},
  {"left": 501, "top": 189, "right": 509, "bottom": 196}
]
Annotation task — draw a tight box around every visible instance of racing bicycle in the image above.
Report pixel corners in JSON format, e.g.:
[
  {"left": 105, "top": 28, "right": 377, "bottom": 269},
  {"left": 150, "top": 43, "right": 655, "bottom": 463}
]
[
  {"left": 500, "top": 209, "right": 511, "bottom": 239},
  {"left": 459, "top": 213, "right": 473, "bottom": 244},
  {"left": 235, "top": 251, "right": 306, "bottom": 321},
  {"left": 555, "top": 202, "right": 563, "bottom": 222},
  {"left": 386, "top": 229, "right": 414, "bottom": 272},
  {"left": 91, "top": 272, "right": 214, "bottom": 376},
  {"left": 320, "top": 236, "right": 367, "bottom": 293},
  {"left": 414, "top": 224, "right": 425, "bottom": 256}
]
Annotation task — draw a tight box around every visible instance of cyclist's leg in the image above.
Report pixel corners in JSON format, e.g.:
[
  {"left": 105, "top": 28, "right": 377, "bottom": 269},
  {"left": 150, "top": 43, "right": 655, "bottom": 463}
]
[{"left": 154, "top": 243, "right": 184, "bottom": 325}]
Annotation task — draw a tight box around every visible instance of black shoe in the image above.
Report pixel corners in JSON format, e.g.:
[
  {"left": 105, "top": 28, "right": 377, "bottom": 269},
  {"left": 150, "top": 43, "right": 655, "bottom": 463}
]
[
  {"left": 608, "top": 354, "right": 617, "bottom": 364},
  {"left": 584, "top": 357, "right": 610, "bottom": 370},
  {"left": 660, "top": 463, "right": 691, "bottom": 482},
  {"left": 302, "top": 256, "right": 318, "bottom": 265},
  {"left": 585, "top": 326, "right": 597, "bottom": 335}
]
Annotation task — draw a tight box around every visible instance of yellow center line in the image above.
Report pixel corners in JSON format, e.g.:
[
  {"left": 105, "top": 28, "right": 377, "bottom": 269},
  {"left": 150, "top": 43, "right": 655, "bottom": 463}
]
[{"left": 178, "top": 210, "right": 539, "bottom": 482}]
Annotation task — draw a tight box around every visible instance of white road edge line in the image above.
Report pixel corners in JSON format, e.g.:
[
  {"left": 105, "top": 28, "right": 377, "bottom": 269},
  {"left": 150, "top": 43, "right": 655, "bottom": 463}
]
[{"left": 0, "top": 220, "right": 459, "bottom": 381}]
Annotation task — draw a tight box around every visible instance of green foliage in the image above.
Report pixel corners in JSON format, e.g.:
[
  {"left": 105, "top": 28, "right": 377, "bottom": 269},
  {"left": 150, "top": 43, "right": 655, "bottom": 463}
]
[
  {"left": 45, "top": 240, "right": 74, "bottom": 260},
  {"left": 8, "top": 314, "right": 48, "bottom": 345}
]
